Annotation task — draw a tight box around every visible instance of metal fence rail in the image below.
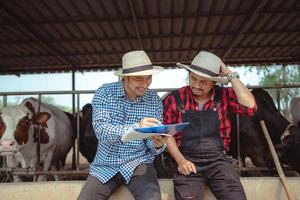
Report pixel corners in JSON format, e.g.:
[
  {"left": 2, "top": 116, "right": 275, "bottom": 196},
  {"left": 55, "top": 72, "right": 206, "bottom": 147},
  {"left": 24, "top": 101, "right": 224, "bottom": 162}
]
[{"left": 0, "top": 83, "right": 299, "bottom": 181}]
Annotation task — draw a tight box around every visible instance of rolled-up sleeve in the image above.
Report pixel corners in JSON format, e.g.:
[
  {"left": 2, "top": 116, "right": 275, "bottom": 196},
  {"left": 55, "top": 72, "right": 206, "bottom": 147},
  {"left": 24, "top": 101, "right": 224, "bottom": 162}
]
[
  {"left": 226, "top": 88, "right": 257, "bottom": 116},
  {"left": 145, "top": 138, "right": 167, "bottom": 155}
]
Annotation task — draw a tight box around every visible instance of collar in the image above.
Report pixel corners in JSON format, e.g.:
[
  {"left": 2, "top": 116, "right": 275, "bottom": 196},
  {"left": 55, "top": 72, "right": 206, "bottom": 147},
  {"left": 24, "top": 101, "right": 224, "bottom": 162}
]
[{"left": 116, "top": 81, "right": 126, "bottom": 98}]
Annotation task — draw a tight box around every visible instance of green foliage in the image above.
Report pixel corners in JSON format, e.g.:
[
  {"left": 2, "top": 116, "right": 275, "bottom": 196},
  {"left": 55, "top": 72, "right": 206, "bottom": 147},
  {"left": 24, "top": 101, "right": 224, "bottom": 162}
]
[
  {"left": 41, "top": 96, "right": 72, "bottom": 113},
  {"left": 255, "top": 65, "right": 300, "bottom": 114},
  {"left": 258, "top": 65, "right": 300, "bottom": 85},
  {"left": 0, "top": 98, "right": 19, "bottom": 108},
  {"left": 0, "top": 96, "right": 72, "bottom": 113}
]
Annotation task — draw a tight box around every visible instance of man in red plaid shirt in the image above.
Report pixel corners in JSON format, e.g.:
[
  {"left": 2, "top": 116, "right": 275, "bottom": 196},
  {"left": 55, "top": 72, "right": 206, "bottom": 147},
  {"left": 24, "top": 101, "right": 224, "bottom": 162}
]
[{"left": 163, "top": 51, "right": 256, "bottom": 200}]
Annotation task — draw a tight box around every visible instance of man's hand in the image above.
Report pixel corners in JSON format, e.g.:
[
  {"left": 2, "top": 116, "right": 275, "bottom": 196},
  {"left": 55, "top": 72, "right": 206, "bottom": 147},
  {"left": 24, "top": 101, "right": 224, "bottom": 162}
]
[
  {"left": 177, "top": 159, "right": 197, "bottom": 175},
  {"left": 219, "top": 61, "right": 232, "bottom": 77},
  {"left": 139, "top": 117, "right": 161, "bottom": 127},
  {"left": 151, "top": 135, "right": 167, "bottom": 149}
]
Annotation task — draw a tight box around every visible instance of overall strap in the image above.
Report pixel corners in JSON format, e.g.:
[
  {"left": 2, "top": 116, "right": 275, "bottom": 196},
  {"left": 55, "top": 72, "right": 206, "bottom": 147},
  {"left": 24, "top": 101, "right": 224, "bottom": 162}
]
[
  {"left": 172, "top": 86, "right": 223, "bottom": 112},
  {"left": 171, "top": 90, "right": 185, "bottom": 113},
  {"left": 213, "top": 86, "right": 222, "bottom": 111}
]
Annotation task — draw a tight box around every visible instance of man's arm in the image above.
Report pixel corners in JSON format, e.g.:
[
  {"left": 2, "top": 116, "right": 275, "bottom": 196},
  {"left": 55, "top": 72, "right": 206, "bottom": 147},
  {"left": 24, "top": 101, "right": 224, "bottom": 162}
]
[
  {"left": 163, "top": 93, "right": 196, "bottom": 175},
  {"left": 145, "top": 96, "right": 168, "bottom": 154},
  {"left": 166, "top": 136, "right": 196, "bottom": 175},
  {"left": 92, "top": 87, "right": 136, "bottom": 144},
  {"left": 220, "top": 61, "right": 256, "bottom": 109}
]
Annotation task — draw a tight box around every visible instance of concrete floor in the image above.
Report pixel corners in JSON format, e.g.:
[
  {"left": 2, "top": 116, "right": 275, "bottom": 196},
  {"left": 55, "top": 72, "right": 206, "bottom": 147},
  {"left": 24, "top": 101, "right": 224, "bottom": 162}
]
[{"left": 0, "top": 177, "right": 300, "bottom": 200}]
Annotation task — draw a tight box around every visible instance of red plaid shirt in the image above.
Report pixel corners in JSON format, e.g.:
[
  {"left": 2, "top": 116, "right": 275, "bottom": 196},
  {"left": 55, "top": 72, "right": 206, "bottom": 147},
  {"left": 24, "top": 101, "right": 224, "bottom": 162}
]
[{"left": 163, "top": 86, "right": 256, "bottom": 151}]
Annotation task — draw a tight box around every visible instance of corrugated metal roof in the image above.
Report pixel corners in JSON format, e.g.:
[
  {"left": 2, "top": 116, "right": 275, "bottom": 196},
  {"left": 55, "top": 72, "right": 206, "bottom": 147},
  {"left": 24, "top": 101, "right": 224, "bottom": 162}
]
[{"left": 0, "top": 0, "right": 299, "bottom": 74}]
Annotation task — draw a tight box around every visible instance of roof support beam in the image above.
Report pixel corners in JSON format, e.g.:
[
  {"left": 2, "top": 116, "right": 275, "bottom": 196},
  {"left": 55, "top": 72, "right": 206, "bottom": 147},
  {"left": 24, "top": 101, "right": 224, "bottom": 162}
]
[
  {"left": 0, "top": 12, "right": 250, "bottom": 26},
  {"left": 0, "top": 56, "right": 299, "bottom": 75},
  {"left": 0, "top": 47, "right": 226, "bottom": 59},
  {"left": 128, "top": 0, "right": 143, "bottom": 49},
  {"left": 2, "top": 30, "right": 299, "bottom": 45},
  {"left": 0, "top": 33, "right": 236, "bottom": 45},
  {"left": 0, "top": 5, "right": 73, "bottom": 68},
  {"left": 222, "top": 0, "right": 270, "bottom": 59},
  {"left": 2, "top": 44, "right": 300, "bottom": 59}
]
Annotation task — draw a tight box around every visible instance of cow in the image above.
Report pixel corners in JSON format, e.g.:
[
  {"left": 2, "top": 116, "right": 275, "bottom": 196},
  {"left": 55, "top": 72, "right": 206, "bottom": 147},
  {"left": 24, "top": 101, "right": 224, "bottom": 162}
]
[
  {"left": 78, "top": 103, "right": 97, "bottom": 163},
  {"left": 290, "top": 97, "right": 300, "bottom": 126},
  {"left": 228, "top": 89, "right": 300, "bottom": 173},
  {"left": 0, "top": 97, "right": 74, "bottom": 181}
]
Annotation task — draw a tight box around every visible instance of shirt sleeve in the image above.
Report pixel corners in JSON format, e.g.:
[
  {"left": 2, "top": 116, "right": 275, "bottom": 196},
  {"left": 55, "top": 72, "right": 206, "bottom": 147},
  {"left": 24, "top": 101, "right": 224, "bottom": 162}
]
[
  {"left": 162, "top": 93, "right": 183, "bottom": 145},
  {"left": 163, "top": 94, "right": 179, "bottom": 124},
  {"left": 91, "top": 86, "right": 135, "bottom": 145},
  {"left": 145, "top": 139, "right": 167, "bottom": 155},
  {"left": 145, "top": 94, "right": 165, "bottom": 154},
  {"left": 226, "top": 88, "right": 256, "bottom": 116}
]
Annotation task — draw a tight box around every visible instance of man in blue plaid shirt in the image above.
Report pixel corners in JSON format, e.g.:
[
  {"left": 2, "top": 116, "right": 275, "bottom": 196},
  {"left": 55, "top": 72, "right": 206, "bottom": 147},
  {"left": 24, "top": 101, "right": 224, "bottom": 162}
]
[{"left": 78, "top": 50, "right": 167, "bottom": 200}]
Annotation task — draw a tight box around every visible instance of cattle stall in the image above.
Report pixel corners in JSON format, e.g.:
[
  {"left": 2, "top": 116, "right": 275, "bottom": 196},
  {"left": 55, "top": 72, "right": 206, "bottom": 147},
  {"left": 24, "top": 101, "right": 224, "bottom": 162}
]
[{"left": 0, "top": 83, "right": 299, "bottom": 182}]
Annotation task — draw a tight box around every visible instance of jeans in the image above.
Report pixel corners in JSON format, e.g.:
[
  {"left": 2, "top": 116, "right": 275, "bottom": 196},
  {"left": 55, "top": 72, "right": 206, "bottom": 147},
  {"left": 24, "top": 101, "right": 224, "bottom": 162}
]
[{"left": 77, "top": 163, "right": 161, "bottom": 200}]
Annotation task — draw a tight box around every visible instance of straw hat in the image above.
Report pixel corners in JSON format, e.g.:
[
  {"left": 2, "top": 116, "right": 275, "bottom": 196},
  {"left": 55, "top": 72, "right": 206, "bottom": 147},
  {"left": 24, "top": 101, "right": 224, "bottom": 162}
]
[
  {"left": 114, "top": 50, "right": 163, "bottom": 76},
  {"left": 177, "top": 51, "right": 228, "bottom": 84}
]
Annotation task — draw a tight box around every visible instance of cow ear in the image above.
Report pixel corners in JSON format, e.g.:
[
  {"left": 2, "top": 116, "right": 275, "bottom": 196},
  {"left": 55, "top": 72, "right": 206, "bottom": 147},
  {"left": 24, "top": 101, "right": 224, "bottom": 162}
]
[
  {"left": 25, "top": 101, "right": 36, "bottom": 114},
  {"left": 32, "top": 112, "right": 51, "bottom": 126}
]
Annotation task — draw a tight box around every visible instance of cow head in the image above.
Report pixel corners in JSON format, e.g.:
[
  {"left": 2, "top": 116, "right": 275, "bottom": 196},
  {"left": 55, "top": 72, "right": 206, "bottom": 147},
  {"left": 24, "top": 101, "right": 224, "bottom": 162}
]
[
  {"left": 276, "top": 124, "right": 300, "bottom": 171},
  {"left": 0, "top": 101, "right": 51, "bottom": 156}
]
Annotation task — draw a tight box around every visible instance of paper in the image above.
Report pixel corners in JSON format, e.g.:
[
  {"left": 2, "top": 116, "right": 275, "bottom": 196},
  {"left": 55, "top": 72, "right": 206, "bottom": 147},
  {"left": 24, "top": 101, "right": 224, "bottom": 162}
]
[{"left": 121, "top": 122, "right": 189, "bottom": 142}]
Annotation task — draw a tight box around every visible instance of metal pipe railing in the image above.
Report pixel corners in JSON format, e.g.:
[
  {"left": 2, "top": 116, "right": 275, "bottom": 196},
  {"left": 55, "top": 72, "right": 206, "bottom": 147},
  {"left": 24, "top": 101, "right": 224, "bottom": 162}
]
[{"left": 0, "top": 83, "right": 299, "bottom": 179}]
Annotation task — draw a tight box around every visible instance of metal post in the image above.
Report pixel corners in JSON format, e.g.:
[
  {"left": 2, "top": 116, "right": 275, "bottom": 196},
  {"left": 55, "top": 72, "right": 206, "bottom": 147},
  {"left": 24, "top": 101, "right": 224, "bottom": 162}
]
[
  {"left": 3, "top": 95, "right": 7, "bottom": 107},
  {"left": 71, "top": 71, "right": 76, "bottom": 169},
  {"left": 36, "top": 94, "right": 42, "bottom": 173},
  {"left": 76, "top": 93, "right": 80, "bottom": 170},
  {"left": 236, "top": 114, "right": 242, "bottom": 170},
  {"left": 276, "top": 89, "right": 281, "bottom": 112},
  {"left": 282, "top": 65, "right": 289, "bottom": 116}
]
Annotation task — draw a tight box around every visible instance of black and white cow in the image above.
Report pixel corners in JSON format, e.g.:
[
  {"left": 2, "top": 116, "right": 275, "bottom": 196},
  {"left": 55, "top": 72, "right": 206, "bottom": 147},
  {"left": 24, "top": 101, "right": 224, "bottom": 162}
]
[{"left": 0, "top": 98, "right": 74, "bottom": 181}]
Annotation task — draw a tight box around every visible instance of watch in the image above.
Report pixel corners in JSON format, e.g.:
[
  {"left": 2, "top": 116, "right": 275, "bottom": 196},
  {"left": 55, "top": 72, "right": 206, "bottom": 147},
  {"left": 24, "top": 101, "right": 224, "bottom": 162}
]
[{"left": 227, "top": 72, "right": 240, "bottom": 82}]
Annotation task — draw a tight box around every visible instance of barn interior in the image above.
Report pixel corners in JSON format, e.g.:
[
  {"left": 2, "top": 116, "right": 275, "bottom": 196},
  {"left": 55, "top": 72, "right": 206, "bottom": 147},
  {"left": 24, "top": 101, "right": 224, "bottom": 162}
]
[
  {"left": 0, "top": 0, "right": 299, "bottom": 74},
  {"left": 0, "top": 0, "right": 300, "bottom": 199}
]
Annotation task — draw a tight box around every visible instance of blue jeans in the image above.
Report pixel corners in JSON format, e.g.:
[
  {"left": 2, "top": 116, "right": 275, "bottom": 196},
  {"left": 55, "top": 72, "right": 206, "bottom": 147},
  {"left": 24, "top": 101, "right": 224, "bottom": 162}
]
[{"left": 77, "top": 163, "right": 161, "bottom": 200}]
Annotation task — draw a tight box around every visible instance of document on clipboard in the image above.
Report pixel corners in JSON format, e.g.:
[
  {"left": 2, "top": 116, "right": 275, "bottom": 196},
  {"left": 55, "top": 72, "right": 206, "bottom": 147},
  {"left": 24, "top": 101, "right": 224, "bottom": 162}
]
[{"left": 121, "top": 122, "right": 189, "bottom": 143}]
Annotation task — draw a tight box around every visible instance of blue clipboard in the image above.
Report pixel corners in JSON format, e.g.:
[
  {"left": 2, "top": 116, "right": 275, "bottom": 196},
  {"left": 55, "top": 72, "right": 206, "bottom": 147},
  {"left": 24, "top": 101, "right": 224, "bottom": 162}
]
[{"left": 134, "top": 122, "right": 189, "bottom": 134}]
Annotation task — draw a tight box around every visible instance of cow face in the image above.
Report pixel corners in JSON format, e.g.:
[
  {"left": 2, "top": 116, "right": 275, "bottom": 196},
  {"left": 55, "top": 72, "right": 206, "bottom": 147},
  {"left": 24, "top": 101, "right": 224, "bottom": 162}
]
[
  {"left": 278, "top": 125, "right": 300, "bottom": 171},
  {"left": 0, "top": 101, "right": 51, "bottom": 156}
]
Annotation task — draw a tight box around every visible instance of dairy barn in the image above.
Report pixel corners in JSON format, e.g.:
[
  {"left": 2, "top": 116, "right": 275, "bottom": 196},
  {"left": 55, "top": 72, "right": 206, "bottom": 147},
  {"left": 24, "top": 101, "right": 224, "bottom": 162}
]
[{"left": 0, "top": 0, "right": 300, "bottom": 199}]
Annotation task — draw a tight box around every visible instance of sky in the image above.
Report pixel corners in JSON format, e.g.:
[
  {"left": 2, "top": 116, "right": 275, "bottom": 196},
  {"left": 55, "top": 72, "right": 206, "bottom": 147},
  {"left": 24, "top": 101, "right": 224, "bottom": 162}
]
[{"left": 0, "top": 67, "right": 261, "bottom": 109}]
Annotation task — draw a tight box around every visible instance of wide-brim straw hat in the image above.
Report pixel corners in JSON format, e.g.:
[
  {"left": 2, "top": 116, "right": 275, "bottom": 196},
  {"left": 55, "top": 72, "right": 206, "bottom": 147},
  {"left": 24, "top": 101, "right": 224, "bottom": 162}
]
[
  {"left": 177, "top": 51, "right": 228, "bottom": 84},
  {"left": 114, "top": 50, "right": 163, "bottom": 76}
]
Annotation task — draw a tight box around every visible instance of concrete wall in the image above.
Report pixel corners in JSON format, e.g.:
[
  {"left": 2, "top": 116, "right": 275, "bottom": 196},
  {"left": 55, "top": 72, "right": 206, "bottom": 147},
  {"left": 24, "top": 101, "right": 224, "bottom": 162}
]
[{"left": 0, "top": 178, "right": 300, "bottom": 200}]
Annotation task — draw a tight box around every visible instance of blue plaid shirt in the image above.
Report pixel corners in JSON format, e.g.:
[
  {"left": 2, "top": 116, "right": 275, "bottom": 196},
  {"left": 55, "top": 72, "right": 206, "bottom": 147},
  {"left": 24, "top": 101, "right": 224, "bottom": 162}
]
[{"left": 90, "top": 81, "right": 165, "bottom": 184}]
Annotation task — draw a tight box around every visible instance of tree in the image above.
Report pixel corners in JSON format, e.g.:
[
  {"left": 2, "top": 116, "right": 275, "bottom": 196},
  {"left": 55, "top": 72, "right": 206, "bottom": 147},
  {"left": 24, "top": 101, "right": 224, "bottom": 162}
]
[
  {"left": 244, "top": 64, "right": 300, "bottom": 117},
  {"left": 41, "top": 96, "right": 72, "bottom": 113},
  {"left": 0, "top": 96, "right": 72, "bottom": 113}
]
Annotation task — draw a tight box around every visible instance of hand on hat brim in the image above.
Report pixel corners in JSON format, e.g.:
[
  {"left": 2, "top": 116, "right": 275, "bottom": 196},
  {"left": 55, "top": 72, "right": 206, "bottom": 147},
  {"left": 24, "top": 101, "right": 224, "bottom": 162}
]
[{"left": 176, "top": 63, "right": 228, "bottom": 84}]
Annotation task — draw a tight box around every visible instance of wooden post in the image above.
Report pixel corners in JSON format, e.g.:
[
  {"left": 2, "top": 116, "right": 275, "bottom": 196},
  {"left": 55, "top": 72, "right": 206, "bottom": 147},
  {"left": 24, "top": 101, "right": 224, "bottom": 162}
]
[{"left": 260, "top": 120, "right": 295, "bottom": 200}]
